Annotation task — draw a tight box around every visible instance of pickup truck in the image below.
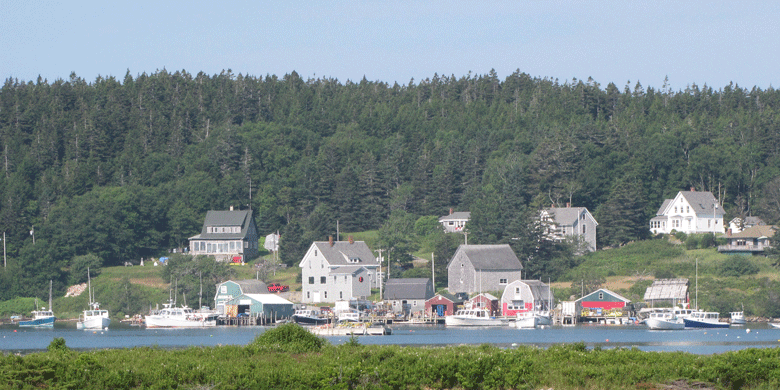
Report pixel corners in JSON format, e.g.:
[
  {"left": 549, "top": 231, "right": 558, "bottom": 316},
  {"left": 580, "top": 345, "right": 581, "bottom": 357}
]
[{"left": 267, "top": 283, "right": 289, "bottom": 293}]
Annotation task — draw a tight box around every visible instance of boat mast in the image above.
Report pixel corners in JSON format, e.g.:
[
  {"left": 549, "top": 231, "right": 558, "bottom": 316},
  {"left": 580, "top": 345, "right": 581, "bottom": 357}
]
[
  {"left": 48, "top": 280, "right": 52, "bottom": 312},
  {"left": 695, "top": 258, "right": 698, "bottom": 311}
]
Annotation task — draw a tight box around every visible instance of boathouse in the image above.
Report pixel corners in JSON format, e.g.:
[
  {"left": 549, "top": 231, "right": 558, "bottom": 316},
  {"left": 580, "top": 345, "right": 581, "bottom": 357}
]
[
  {"left": 384, "top": 278, "right": 434, "bottom": 316},
  {"left": 468, "top": 293, "right": 500, "bottom": 317},
  {"left": 224, "top": 293, "right": 294, "bottom": 322},
  {"left": 575, "top": 288, "right": 631, "bottom": 319},
  {"left": 214, "top": 280, "right": 268, "bottom": 316},
  {"left": 425, "top": 293, "right": 461, "bottom": 317},
  {"left": 500, "top": 280, "right": 553, "bottom": 316},
  {"left": 643, "top": 278, "right": 689, "bottom": 307}
]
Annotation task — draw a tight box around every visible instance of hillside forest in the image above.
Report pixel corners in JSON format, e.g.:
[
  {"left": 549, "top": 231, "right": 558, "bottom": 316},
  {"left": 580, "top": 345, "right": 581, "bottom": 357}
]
[{"left": 2, "top": 69, "right": 780, "bottom": 300}]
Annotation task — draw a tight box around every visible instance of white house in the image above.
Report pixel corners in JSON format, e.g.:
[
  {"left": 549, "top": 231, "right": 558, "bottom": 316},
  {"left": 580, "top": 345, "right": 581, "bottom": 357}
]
[
  {"left": 299, "top": 236, "right": 379, "bottom": 303},
  {"left": 649, "top": 190, "right": 725, "bottom": 235},
  {"left": 540, "top": 205, "right": 598, "bottom": 252},
  {"left": 728, "top": 216, "right": 765, "bottom": 234},
  {"left": 439, "top": 210, "right": 470, "bottom": 233}
]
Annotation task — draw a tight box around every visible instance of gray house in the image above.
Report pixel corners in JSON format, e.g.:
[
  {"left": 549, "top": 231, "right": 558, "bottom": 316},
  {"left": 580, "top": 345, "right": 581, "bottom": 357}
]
[
  {"left": 447, "top": 244, "right": 523, "bottom": 295},
  {"left": 439, "top": 210, "right": 471, "bottom": 233},
  {"left": 541, "top": 205, "right": 598, "bottom": 252},
  {"left": 299, "top": 237, "right": 379, "bottom": 304},
  {"left": 384, "top": 278, "right": 434, "bottom": 315},
  {"left": 189, "top": 207, "right": 260, "bottom": 262}
]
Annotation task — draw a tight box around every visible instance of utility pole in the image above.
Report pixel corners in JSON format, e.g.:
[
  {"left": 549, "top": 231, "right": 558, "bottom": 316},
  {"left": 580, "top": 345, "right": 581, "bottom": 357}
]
[
  {"left": 376, "top": 249, "right": 385, "bottom": 301},
  {"left": 3, "top": 232, "right": 5, "bottom": 268},
  {"left": 431, "top": 252, "right": 435, "bottom": 291}
]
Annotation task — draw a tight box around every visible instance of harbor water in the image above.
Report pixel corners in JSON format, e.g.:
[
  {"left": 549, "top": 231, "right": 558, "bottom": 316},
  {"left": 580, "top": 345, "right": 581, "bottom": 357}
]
[{"left": 2, "top": 322, "right": 779, "bottom": 355}]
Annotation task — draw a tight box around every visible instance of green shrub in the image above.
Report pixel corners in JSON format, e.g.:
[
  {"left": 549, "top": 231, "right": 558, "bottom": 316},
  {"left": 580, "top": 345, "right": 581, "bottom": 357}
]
[
  {"left": 673, "top": 231, "right": 687, "bottom": 242},
  {"left": 48, "top": 337, "right": 69, "bottom": 352},
  {"left": 248, "top": 323, "right": 327, "bottom": 354},
  {"left": 719, "top": 257, "right": 759, "bottom": 277},
  {"left": 685, "top": 235, "right": 699, "bottom": 250}
]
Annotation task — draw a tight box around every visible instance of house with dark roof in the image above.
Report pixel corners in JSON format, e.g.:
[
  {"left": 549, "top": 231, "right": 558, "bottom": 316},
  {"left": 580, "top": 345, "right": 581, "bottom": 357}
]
[
  {"left": 299, "top": 236, "right": 379, "bottom": 303},
  {"left": 447, "top": 244, "right": 523, "bottom": 294},
  {"left": 540, "top": 205, "right": 598, "bottom": 252},
  {"left": 439, "top": 210, "right": 471, "bottom": 233},
  {"left": 718, "top": 225, "right": 777, "bottom": 254},
  {"left": 729, "top": 216, "right": 766, "bottom": 234},
  {"left": 384, "top": 278, "right": 434, "bottom": 315},
  {"left": 214, "top": 279, "right": 269, "bottom": 315},
  {"left": 650, "top": 190, "right": 725, "bottom": 235},
  {"left": 189, "top": 207, "right": 259, "bottom": 262}
]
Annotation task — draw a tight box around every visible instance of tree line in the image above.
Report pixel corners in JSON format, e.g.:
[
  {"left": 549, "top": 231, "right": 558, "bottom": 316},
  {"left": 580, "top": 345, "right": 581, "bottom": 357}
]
[{"left": 2, "top": 69, "right": 780, "bottom": 299}]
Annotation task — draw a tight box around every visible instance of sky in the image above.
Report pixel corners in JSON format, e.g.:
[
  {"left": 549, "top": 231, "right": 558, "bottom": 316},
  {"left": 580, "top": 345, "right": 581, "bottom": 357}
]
[{"left": 2, "top": 1, "right": 779, "bottom": 91}]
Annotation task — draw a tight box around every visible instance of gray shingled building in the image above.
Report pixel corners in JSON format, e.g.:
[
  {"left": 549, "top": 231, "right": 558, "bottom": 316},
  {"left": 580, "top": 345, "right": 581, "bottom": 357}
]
[
  {"left": 447, "top": 244, "right": 523, "bottom": 295},
  {"left": 384, "top": 278, "right": 434, "bottom": 314}
]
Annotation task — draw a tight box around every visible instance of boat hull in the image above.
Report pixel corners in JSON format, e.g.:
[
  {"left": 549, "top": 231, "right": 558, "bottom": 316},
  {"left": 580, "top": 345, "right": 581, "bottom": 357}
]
[
  {"left": 515, "top": 316, "right": 539, "bottom": 329},
  {"left": 444, "top": 316, "right": 504, "bottom": 326},
  {"left": 683, "top": 318, "right": 730, "bottom": 329},
  {"left": 646, "top": 318, "right": 685, "bottom": 330},
  {"left": 145, "top": 316, "right": 217, "bottom": 328},
  {"left": 292, "top": 315, "right": 329, "bottom": 325},
  {"left": 77, "top": 316, "right": 111, "bottom": 330},
  {"left": 18, "top": 316, "right": 56, "bottom": 328}
]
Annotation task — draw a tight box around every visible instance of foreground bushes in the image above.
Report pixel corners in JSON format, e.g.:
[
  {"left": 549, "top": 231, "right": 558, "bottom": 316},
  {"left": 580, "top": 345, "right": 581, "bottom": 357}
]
[{"left": 2, "top": 326, "right": 780, "bottom": 389}]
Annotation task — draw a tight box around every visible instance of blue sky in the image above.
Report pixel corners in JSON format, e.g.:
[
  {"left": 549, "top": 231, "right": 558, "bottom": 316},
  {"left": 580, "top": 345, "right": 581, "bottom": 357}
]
[{"left": 2, "top": 1, "right": 779, "bottom": 91}]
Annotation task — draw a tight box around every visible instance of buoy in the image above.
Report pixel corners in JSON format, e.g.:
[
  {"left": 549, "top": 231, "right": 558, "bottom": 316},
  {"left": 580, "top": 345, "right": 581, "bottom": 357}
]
[
  {"left": 605, "top": 339, "right": 609, "bottom": 342},
  {"left": 746, "top": 329, "right": 751, "bottom": 334}
]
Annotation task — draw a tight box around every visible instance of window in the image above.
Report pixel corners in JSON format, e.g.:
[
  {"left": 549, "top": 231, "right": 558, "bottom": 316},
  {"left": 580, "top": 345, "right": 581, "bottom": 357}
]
[
  {"left": 674, "top": 207, "right": 677, "bottom": 213},
  {"left": 324, "top": 291, "right": 328, "bottom": 298},
  {"left": 230, "top": 241, "right": 235, "bottom": 250},
  {"left": 307, "top": 292, "right": 310, "bottom": 299},
  {"left": 309, "top": 277, "right": 314, "bottom": 284},
  {"left": 499, "top": 278, "right": 508, "bottom": 285},
  {"left": 515, "top": 287, "right": 520, "bottom": 294},
  {"left": 314, "top": 250, "right": 318, "bottom": 256},
  {"left": 582, "top": 225, "right": 586, "bottom": 234},
  {"left": 598, "top": 292, "right": 604, "bottom": 300},
  {"left": 333, "top": 276, "right": 336, "bottom": 283},
  {"left": 320, "top": 276, "right": 326, "bottom": 284},
  {"left": 340, "top": 291, "right": 343, "bottom": 299},
  {"left": 413, "top": 301, "right": 417, "bottom": 306},
  {"left": 686, "top": 206, "right": 690, "bottom": 213},
  {"left": 220, "top": 285, "right": 227, "bottom": 293}
]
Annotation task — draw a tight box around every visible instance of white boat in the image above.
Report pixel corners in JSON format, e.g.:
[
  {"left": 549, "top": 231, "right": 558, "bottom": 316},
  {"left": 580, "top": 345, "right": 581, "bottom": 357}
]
[
  {"left": 145, "top": 300, "right": 217, "bottom": 328},
  {"left": 769, "top": 322, "right": 780, "bottom": 329},
  {"left": 337, "top": 309, "right": 361, "bottom": 322},
  {"left": 730, "top": 311, "right": 746, "bottom": 325},
  {"left": 445, "top": 309, "right": 504, "bottom": 326},
  {"left": 77, "top": 303, "right": 110, "bottom": 330},
  {"left": 645, "top": 309, "right": 684, "bottom": 330},
  {"left": 683, "top": 311, "right": 729, "bottom": 329},
  {"left": 308, "top": 321, "right": 389, "bottom": 336},
  {"left": 77, "top": 268, "right": 111, "bottom": 330},
  {"left": 515, "top": 310, "right": 552, "bottom": 328}
]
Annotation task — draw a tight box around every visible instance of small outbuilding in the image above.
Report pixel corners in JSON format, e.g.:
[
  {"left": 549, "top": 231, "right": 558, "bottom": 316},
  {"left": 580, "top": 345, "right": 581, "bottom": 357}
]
[
  {"left": 425, "top": 293, "right": 462, "bottom": 317},
  {"left": 643, "top": 278, "right": 689, "bottom": 307},
  {"left": 576, "top": 288, "right": 631, "bottom": 318},
  {"left": 468, "top": 293, "right": 500, "bottom": 317},
  {"left": 215, "top": 280, "right": 268, "bottom": 316},
  {"left": 384, "top": 278, "right": 434, "bottom": 315},
  {"left": 500, "top": 280, "right": 553, "bottom": 316},
  {"left": 224, "top": 293, "right": 294, "bottom": 321}
]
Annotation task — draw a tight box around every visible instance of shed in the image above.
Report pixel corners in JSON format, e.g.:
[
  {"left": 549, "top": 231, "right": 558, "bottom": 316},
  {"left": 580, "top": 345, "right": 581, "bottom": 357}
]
[
  {"left": 225, "top": 293, "right": 294, "bottom": 320},
  {"left": 576, "top": 288, "right": 631, "bottom": 317},
  {"left": 643, "top": 279, "right": 688, "bottom": 306},
  {"left": 469, "top": 293, "right": 500, "bottom": 317},
  {"left": 500, "top": 280, "right": 553, "bottom": 316},
  {"left": 425, "top": 293, "right": 462, "bottom": 317},
  {"left": 214, "top": 280, "right": 268, "bottom": 315},
  {"left": 384, "top": 278, "right": 434, "bottom": 315}
]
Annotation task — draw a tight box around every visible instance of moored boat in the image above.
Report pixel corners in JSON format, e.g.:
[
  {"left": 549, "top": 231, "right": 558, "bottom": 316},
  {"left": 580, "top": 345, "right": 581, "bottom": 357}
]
[
  {"left": 145, "top": 300, "right": 217, "bottom": 328},
  {"left": 18, "top": 309, "right": 56, "bottom": 328},
  {"left": 683, "top": 311, "right": 730, "bottom": 329},
  {"left": 292, "top": 309, "right": 329, "bottom": 325},
  {"left": 769, "top": 322, "right": 780, "bottom": 329},
  {"left": 445, "top": 308, "right": 504, "bottom": 326},
  {"left": 645, "top": 309, "right": 684, "bottom": 330},
  {"left": 515, "top": 311, "right": 539, "bottom": 329},
  {"left": 76, "top": 268, "right": 111, "bottom": 330},
  {"left": 730, "top": 311, "right": 746, "bottom": 325}
]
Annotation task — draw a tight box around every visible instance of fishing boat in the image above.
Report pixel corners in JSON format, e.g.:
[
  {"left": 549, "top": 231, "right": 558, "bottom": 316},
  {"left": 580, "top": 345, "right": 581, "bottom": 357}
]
[
  {"left": 308, "top": 321, "right": 391, "bottom": 336},
  {"left": 76, "top": 268, "right": 111, "bottom": 330},
  {"left": 19, "top": 281, "right": 56, "bottom": 328},
  {"left": 145, "top": 299, "right": 218, "bottom": 328},
  {"left": 683, "top": 311, "right": 730, "bottom": 329},
  {"left": 292, "top": 309, "right": 329, "bottom": 325},
  {"left": 730, "top": 304, "right": 746, "bottom": 325},
  {"left": 515, "top": 311, "right": 539, "bottom": 328},
  {"left": 645, "top": 309, "right": 685, "bottom": 330},
  {"left": 445, "top": 308, "right": 504, "bottom": 326},
  {"left": 769, "top": 322, "right": 780, "bottom": 329}
]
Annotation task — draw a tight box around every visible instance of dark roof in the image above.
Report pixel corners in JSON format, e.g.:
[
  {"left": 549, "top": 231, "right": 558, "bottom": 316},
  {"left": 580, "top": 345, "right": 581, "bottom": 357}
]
[
  {"left": 312, "top": 241, "right": 378, "bottom": 267},
  {"left": 233, "top": 280, "right": 268, "bottom": 294},
  {"left": 545, "top": 207, "right": 597, "bottom": 226},
  {"left": 453, "top": 244, "right": 523, "bottom": 270},
  {"left": 679, "top": 191, "right": 724, "bottom": 217},
  {"left": 329, "top": 265, "right": 366, "bottom": 275},
  {"left": 426, "top": 292, "right": 461, "bottom": 304},
  {"left": 729, "top": 225, "right": 777, "bottom": 239},
  {"left": 197, "top": 210, "right": 255, "bottom": 240},
  {"left": 384, "top": 278, "right": 432, "bottom": 300},
  {"left": 520, "top": 280, "right": 553, "bottom": 301},
  {"left": 656, "top": 199, "right": 673, "bottom": 216}
]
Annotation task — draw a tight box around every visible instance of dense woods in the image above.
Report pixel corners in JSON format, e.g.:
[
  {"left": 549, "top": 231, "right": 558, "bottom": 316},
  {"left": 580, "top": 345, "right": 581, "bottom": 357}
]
[{"left": 2, "top": 69, "right": 780, "bottom": 300}]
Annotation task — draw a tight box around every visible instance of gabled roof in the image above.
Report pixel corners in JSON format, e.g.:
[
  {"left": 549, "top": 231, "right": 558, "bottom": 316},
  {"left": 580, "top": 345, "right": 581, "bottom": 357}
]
[
  {"left": 426, "top": 293, "right": 461, "bottom": 304},
  {"left": 329, "top": 265, "right": 367, "bottom": 276},
  {"left": 384, "top": 278, "right": 432, "bottom": 300},
  {"left": 678, "top": 191, "right": 724, "bottom": 217},
  {"left": 240, "top": 293, "right": 294, "bottom": 305},
  {"left": 472, "top": 292, "right": 498, "bottom": 301},
  {"left": 223, "top": 279, "right": 268, "bottom": 294},
  {"left": 544, "top": 207, "right": 599, "bottom": 226},
  {"left": 304, "top": 241, "right": 378, "bottom": 267},
  {"left": 576, "top": 288, "right": 631, "bottom": 304},
  {"left": 643, "top": 278, "right": 688, "bottom": 301},
  {"left": 656, "top": 199, "right": 673, "bottom": 216},
  {"left": 729, "top": 225, "right": 778, "bottom": 239},
  {"left": 451, "top": 244, "right": 523, "bottom": 271},
  {"left": 439, "top": 211, "right": 471, "bottom": 222},
  {"left": 519, "top": 280, "right": 553, "bottom": 301},
  {"left": 194, "top": 210, "right": 255, "bottom": 240}
]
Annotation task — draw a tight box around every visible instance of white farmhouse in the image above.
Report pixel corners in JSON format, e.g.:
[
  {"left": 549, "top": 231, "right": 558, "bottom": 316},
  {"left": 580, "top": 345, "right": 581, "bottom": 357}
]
[
  {"left": 299, "top": 236, "right": 379, "bottom": 303},
  {"left": 439, "top": 210, "right": 470, "bottom": 233},
  {"left": 649, "top": 190, "right": 724, "bottom": 235}
]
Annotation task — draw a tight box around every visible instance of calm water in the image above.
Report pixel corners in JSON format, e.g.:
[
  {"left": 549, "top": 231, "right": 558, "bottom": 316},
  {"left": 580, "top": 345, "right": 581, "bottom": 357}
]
[{"left": 2, "top": 322, "right": 779, "bottom": 355}]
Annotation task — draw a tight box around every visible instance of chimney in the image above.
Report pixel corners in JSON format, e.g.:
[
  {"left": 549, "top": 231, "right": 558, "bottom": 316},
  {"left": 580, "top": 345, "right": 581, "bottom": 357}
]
[
  {"left": 348, "top": 235, "right": 354, "bottom": 244},
  {"left": 449, "top": 208, "right": 453, "bottom": 215},
  {"left": 551, "top": 203, "right": 555, "bottom": 209},
  {"left": 566, "top": 202, "right": 570, "bottom": 208},
  {"left": 727, "top": 228, "right": 732, "bottom": 237},
  {"left": 230, "top": 205, "right": 234, "bottom": 211},
  {"left": 329, "top": 236, "right": 334, "bottom": 247},
  {"left": 690, "top": 187, "right": 695, "bottom": 192}
]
